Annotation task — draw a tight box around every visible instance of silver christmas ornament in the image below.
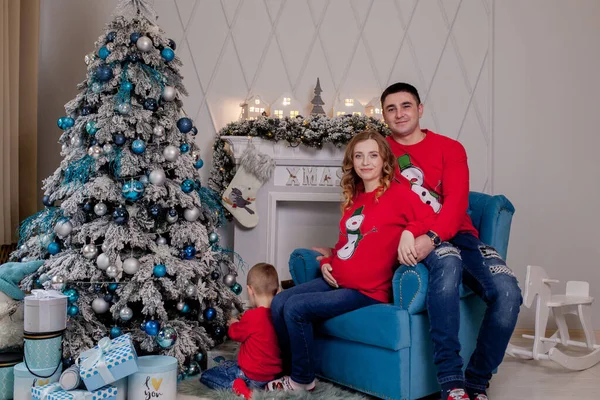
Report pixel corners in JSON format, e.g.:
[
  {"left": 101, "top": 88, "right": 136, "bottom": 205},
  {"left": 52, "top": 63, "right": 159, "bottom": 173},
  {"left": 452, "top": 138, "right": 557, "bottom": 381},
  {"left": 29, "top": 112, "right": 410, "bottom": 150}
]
[
  {"left": 149, "top": 169, "right": 166, "bottom": 185},
  {"left": 176, "top": 301, "right": 186, "bottom": 311},
  {"left": 153, "top": 125, "right": 165, "bottom": 138},
  {"left": 184, "top": 207, "right": 200, "bottom": 222},
  {"left": 51, "top": 275, "right": 66, "bottom": 291},
  {"left": 119, "top": 306, "right": 133, "bottom": 321},
  {"left": 122, "top": 257, "right": 140, "bottom": 275},
  {"left": 136, "top": 36, "right": 153, "bottom": 52},
  {"left": 70, "top": 135, "right": 82, "bottom": 147},
  {"left": 166, "top": 213, "right": 178, "bottom": 224},
  {"left": 163, "top": 145, "right": 180, "bottom": 162},
  {"left": 185, "top": 285, "right": 197, "bottom": 298},
  {"left": 94, "top": 202, "right": 108, "bottom": 216},
  {"left": 106, "top": 265, "right": 118, "bottom": 278},
  {"left": 223, "top": 274, "right": 237, "bottom": 287},
  {"left": 139, "top": 175, "right": 149, "bottom": 186},
  {"left": 84, "top": 53, "right": 96, "bottom": 65},
  {"left": 101, "top": 242, "right": 109, "bottom": 252},
  {"left": 96, "top": 253, "right": 110, "bottom": 270},
  {"left": 61, "top": 144, "right": 68, "bottom": 152},
  {"left": 92, "top": 297, "right": 110, "bottom": 314},
  {"left": 156, "top": 236, "right": 167, "bottom": 245},
  {"left": 103, "top": 144, "right": 114, "bottom": 154},
  {"left": 162, "top": 86, "right": 176, "bottom": 101},
  {"left": 117, "top": 102, "right": 131, "bottom": 114},
  {"left": 88, "top": 145, "right": 103, "bottom": 159},
  {"left": 54, "top": 219, "right": 73, "bottom": 238},
  {"left": 39, "top": 234, "right": 52, "bottom": 247},
  {"left": 82, "top": 244, "right": 98, "bottom": 259}
]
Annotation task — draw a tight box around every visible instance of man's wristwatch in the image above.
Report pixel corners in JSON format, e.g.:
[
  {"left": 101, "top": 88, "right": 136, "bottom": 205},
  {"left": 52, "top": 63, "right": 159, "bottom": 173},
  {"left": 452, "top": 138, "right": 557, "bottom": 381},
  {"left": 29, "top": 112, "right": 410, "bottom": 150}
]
[{"left": 426, "top": 230, "right": 442, "bottom": 247}]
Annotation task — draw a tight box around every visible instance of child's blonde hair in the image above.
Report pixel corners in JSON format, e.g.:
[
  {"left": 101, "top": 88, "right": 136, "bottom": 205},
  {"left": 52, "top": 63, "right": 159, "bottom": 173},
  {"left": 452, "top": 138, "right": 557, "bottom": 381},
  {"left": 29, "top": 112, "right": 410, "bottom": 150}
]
[{"left": 247, "top": 263, "right": 279, "bottom": 296}]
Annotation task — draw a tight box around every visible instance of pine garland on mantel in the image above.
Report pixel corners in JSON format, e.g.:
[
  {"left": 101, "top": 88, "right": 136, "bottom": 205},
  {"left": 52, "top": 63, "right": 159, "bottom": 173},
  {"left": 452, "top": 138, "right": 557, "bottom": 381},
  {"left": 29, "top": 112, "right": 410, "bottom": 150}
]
[{"left": 208, "top": 114, "right": 390, "bottom": 196}]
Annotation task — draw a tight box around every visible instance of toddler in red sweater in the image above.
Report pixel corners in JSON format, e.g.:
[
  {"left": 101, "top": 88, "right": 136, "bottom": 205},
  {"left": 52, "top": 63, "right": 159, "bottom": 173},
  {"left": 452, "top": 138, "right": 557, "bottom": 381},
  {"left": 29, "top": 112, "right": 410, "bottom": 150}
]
[{"left": 200, "top": 263, "right": 282, "bottom": 399}]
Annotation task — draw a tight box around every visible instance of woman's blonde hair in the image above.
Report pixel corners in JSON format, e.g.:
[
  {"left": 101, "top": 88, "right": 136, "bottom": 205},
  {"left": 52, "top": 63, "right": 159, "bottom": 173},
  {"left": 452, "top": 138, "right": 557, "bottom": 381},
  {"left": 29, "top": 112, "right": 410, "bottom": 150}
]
[{"left": 340, "top": 130, "right": 395, "bottom": 211}]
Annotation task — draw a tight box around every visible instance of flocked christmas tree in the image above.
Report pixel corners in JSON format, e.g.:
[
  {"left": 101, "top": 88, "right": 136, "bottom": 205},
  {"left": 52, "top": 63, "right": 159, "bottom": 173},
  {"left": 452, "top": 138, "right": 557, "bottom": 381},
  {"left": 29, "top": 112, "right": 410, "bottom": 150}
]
[{"left": 11, "top": 0, "right": 242, "bottom": 375}]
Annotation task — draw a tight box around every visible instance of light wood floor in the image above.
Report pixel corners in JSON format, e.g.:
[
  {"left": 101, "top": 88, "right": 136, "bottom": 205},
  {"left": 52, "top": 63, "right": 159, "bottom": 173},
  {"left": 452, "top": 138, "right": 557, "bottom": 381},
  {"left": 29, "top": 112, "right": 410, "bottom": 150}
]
[{"left": 177, "top": 336, "right": 600, "bottom": 399}]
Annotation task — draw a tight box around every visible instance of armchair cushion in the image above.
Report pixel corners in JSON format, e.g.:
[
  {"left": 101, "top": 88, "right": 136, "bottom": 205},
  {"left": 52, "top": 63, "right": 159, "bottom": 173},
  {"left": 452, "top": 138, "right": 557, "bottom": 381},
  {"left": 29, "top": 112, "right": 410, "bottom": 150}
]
[{"left": 289, "top": 248, "right": 321, "bottom": 284}]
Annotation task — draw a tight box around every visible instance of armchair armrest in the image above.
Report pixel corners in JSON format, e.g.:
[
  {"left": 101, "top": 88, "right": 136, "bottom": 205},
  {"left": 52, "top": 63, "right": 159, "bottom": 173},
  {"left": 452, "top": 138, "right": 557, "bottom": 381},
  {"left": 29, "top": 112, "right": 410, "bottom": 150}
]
[
  {"left": 289, "top": 249, "right": 322, "bottom": 285},
  {"left": 393, "top": 264, "right": 429, "bottom": 314}
]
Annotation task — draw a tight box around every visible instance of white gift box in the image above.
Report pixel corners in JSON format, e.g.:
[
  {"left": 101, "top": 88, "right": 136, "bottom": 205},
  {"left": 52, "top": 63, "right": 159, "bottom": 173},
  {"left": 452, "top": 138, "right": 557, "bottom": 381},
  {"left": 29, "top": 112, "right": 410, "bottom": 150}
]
[
  {"left": 127, "top": 356, "right": 177, "bottom": 400},
  {"left": 24, "top": 290, "right": 67, "bottom": 333}
]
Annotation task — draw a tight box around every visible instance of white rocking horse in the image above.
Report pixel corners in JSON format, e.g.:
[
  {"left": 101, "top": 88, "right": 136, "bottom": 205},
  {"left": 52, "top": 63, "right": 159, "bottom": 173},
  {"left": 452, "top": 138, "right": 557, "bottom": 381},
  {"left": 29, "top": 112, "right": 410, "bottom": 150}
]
[{"left": 505, "top": 265, "right": 600, "bottom": 370}]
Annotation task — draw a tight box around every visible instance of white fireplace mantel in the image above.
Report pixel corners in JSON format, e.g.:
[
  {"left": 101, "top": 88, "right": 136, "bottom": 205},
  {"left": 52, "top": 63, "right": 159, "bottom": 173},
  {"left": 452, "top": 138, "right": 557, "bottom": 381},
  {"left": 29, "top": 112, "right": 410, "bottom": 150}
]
[{"left": 225, "top": 137, "right": 345, "bottom": 298}]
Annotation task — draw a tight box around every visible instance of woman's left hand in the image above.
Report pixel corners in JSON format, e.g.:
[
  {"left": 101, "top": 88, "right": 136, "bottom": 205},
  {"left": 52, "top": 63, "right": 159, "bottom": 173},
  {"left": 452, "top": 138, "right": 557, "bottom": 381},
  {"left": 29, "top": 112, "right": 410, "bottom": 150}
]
[{"left": 398, "top": 230, "right": 418, "bottom": 266}]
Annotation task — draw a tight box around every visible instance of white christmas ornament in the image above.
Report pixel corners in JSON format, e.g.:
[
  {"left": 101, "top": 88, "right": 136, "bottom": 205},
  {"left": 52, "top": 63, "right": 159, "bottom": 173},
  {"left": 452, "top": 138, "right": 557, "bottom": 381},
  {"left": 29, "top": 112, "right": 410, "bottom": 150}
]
[
  {"left": 156, "top": 236, "right": 167, "bottom": 245},
  {"left": 94, "top": 202, "right": 108, "bottom": 216},
  {"left": 123, "top": 257, "right": 140, "bottom": 275},
  {"left": 96, "top": 253, "right": 110, "bottom": 270},
  {"left": 82, "top": 244, "right": 98, "bottom": 259},
  {"left": 92, "top": 297, "right": 110, "bottom": 314},
  {"left": 163, "top": 145, "right": 180, "bottom": 162},
  {"left": 153, "top": 125, "right": 165, "bottom": 138},
  {"left": 88, "top": 145, "right": 103, "bottom": 158},
  {"left": 54, "top": 219, "right": 73, "bottom": 238},
  {"left": 136, "top": 36, "right": 153, "bottom": 52},
  {"left": 149, "top": 169, "right": 166, "bottom": 185},
  {"left": 184, "top": 207, "right": 200, "bottom": 222},
  {"left": 162, "top": 86, "right": 176, "bottom": 101},
  {"left": 106, "top": 265, "right": 118, "bottom": 278}
]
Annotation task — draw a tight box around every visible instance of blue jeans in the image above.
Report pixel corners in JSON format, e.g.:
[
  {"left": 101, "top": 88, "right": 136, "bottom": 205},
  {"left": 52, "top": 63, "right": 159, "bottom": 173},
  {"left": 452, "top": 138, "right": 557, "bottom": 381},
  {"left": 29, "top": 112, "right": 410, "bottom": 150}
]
[
  {"left": 199, "top": 360, "right": 268, "bottom": 390},
  {"left": 271, "top": 277, "right": 380, "bottom": 384},
  {"left": 424, "top": 232, "right": 522, "bottom": 393}
]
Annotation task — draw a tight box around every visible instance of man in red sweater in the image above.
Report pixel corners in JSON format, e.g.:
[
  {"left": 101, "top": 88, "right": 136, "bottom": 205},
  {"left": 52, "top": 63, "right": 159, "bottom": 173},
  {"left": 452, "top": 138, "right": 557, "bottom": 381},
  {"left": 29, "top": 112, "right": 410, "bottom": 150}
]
[
  {"left": 381, "top": 83, "right": 521, "bottom": 400},
  {"left": 200, "top": 263, "right": 282, "bottom": 399}
]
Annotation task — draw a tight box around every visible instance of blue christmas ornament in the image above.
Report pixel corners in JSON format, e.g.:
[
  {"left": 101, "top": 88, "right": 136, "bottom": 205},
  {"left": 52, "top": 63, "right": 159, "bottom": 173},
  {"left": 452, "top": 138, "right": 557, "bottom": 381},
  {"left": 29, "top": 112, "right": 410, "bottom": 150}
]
[
  {"left": 63, "top": 288, "right": 79, "bottom": 304},
  {"left": 203, "top": 307, "right": 216, "bottom": 321},
  {"left": 81, "top": 106, "right": 92, "bottom": 116},
  {"left": 113, "top": 134, "right": 126, "bottom": 146},
  {"left": 121, "top": 81, "right": 133, "bottom": 92},
  {"left": 180, "top": 143, "right": 190, "bottom": 153},
  {"left": 168, "top": 39, "right": 176, "bottom": 50},
  {"left": 106, "top": 31, "right": 116, "bottom": 42},
  {"left": 67, "top": 305, "right": 79, "bottom": 316},
  {"left": 177, "top": 118, "right": 193, "bottom": 133},
  {"left": 108, "top": 283, "right": 119, "bottom": 292},
  {"left": 47, "top": 242, "right": 60, "bottom": 255},
  {"left": 128, "top": 53, "right": 140, "bottom": 63},
  {"left": 190, "top": 126, "right": 198, "bottom": 136},
  {"left": 131, "top": 139, "right": 146, "bottom": 154},
  {"left": 145, "top": 320, "right": 160, "bottom": 336},
  {"left": 42, "top": 195, "right": 53, "bottom": 207},
  {"left": 90, "top": 138, "right": 98, "bottom": 146},
  {"left": 98, "top": 46, "right": 110, "bottom": 60},
  {"left": 194, "top": 159, "right": 204, "bottom": 169},
  {"left": 182, "top": 303, "right": 190, "bottom": 313},
  {"left": 140, "top": 321, "right": 147, "bottom": 332},
  {"left": 157, "top": 326, "right": 177, "bottom": 349},
  {"left": 122, "top": 180, "right": 145, "bottom": 201},
  {"left": 62, "top": 357, "right": 75, "bottom": 369},
  {"left": 110, "top": 326, "right": 122, "bottom": 339},
  {"left": 214, "top": 326, "right": 225, "bottom": 338},
  {"left": 95, "top": 65, "right": 113, "bottom": 82},
  {"left": 153, "top": 264, "right": 167, "bottom": 277},
  {"left": 168, "top": 208, "right": 178, "bottom": 218},
  {"left": 149, "top": 203, "right": 162, "bottom": 218},
  {"left": 82, "top": 201, "right": 93, "bottom": 213},
  {"left": 211, "top": 271, "right": 220, "bottom": 280},
  {"left": 103, "top": 293, "right": 113, "bottom": 303},
  {"left": 231, "top": 283, "right": 243, "bottom": 295},
  {"left": 143, "top": 98, "right": 158, "bottom": 111},
  {"left": 161, "top": 47, "right": 175, "bottom": 62},
  {"left": 130, "top": 32, "right": 141, "bottom": 43},
  {"left": 180, "top": 179, "right": 195, "bottom": 194},
  {"left": 182, "top": 244, "right": 196, "bottom": 260},
  {"left": 94, "top": 284, "right": 103, "bottom": 292},
  {"left": 86, "top": 121, "right": 97, "bottom": 135},
  {"left": 112, "top": 206, "right": 129, "bottom": 225}
]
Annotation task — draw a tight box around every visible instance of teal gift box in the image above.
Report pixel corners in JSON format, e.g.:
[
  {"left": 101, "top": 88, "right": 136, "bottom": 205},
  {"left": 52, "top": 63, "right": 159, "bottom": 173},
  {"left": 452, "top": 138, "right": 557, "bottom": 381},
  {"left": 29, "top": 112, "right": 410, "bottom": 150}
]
[
  {"left": 78, "top": 334, "right": 138, "bottom": 392},
  {"left": 24, "top": 330, "right": 64, "bottom": 370},
  {"left": 0, "top": 352, "right": 22, "bottom": 400},
  {"left": 32, "top": 382, "right": 117, "bottom": 400}
]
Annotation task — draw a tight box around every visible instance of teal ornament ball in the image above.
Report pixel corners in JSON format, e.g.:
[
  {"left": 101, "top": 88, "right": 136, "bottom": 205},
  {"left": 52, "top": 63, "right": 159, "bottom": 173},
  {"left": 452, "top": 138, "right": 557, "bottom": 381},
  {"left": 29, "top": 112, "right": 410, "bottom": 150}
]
[
  {"left": 122, "top": 180, "right": 145, "bottom": 201},
  {"left": 157, "top": 326, "right": 177, "bottom": 349},
  {"left": 63, "top": 288, "right": 79, "bottom": 304},
  {"left": 180, "top": 179, "right": 195, "bottom": 193},
  {"left": 180, "top": 143, "right": 190, "bottom": 153},
  {"left": 231, "top": 283, "right": 243, "bottom": 295},
  {"left": 86, "top": 121, "right": 97, "bottom": 135},
  {"left": 161, "top": 47, "right": 175, "bottom": 62},
  {"left": 208, "top": 232, "right": 218, "bottom": 244},
  {"left": 131, "top": 139, "right": 146, "bottom": 154},
  {"left": 194, "top": 353, "right": 204, "bottom": 362},
  {"left": 110, "top": 326, "right": 122, "bottom": 339},
  {"left": 47, "top": 242, "right": 61, "bottom": 255},
  {"left": 186, "top": 361, "right": 200, "bottom": 376},
  {"left": 194, "top": 159, "right": 204, "bottom": 169},
  {"left": 153, "top": 264, "right": 167, "bottom": 277},
  {"left": 67, "top": 305, "right": 79, "bottom": 316},
  {"left": 98, "top": 46, "right": 110, "bottom": 60},
  {"left": 108, "top": 282, "right": 119, "bottom": 292},
  {"left": 121, "top": 81, "right": 133, "bottom": 92}
]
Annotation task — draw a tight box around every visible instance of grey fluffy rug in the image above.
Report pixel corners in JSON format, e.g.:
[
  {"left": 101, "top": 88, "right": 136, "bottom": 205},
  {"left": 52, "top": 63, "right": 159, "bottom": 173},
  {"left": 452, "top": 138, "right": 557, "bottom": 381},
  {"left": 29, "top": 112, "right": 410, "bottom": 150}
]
[{"left": 178, "top": 378, "right": 373, "bottom": 400}]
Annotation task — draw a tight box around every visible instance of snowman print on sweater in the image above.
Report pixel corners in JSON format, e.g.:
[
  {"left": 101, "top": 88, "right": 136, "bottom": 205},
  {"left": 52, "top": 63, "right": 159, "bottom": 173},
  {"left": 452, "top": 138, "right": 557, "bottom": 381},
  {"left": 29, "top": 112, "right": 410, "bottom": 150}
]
[
  {"left": 397, "top": 154, "right": 442, "bottom": 213},
  {"left": 337, "top": 206, "right": 366, "bottom": 260}
]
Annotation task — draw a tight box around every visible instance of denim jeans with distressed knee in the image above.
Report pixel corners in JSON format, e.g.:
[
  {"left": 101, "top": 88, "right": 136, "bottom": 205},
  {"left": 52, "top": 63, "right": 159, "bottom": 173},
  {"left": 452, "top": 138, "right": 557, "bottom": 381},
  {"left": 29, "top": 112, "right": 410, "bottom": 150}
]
[{"left": 423, "top": 232, "right": 522, "bottom": 393}]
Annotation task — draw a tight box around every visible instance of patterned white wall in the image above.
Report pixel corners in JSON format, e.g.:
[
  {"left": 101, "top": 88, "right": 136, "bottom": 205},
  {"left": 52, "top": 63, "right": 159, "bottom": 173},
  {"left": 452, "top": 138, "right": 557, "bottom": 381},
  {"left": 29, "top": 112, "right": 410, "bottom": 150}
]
[{"left": 151, "top": 0, "right": 493, "bottom": 192}]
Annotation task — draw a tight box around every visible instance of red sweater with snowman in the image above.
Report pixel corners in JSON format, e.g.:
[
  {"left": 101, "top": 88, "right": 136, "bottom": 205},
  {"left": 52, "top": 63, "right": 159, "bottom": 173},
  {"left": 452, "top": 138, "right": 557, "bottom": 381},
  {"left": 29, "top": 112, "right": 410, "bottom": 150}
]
[
  {"left": 319, "top": 181, "right": 436, "bottom": 303},
  {"left": 386, "top": 131, "right": 478, "bottom": 241}
]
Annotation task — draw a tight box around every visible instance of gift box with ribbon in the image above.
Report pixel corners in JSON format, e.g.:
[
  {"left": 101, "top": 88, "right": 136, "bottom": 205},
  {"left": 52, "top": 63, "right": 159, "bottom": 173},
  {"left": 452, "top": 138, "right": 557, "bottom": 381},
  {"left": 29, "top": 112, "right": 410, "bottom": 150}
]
[
  {"left": 24, "top": 290, "right": 68, "bottom": 333},
  {"left": 32, "top": 382, "right": 117, "bottom": 400},
  {"left": 78, "top": 334, "right": 138, "bottom": 392}
]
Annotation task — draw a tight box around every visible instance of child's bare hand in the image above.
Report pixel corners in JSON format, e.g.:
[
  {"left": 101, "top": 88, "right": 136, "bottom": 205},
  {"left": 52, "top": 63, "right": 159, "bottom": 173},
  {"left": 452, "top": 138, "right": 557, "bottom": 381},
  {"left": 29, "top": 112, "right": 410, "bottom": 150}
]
[{"left": 227, "top": 317, "right": 239, "bottom": 326}]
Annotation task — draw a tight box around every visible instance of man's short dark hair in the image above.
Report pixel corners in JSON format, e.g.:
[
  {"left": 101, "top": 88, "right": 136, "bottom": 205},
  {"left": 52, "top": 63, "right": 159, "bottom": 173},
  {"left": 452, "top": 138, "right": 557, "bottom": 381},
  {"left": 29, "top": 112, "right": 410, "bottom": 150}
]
[{"left": 380, "top": 82, "right": 421, "bottom": 106}]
